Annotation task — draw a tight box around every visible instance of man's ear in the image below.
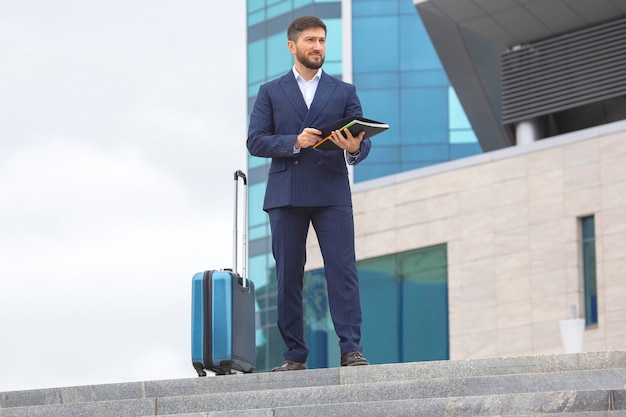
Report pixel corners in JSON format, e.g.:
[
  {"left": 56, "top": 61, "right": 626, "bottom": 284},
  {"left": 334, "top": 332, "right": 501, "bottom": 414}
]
[{"left": 287, "top": 40, "right": 296, "bottom": 54}]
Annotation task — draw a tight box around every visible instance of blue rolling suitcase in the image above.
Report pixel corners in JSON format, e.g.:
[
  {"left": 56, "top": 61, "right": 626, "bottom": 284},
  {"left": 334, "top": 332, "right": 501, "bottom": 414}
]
[{"left": 191, "top": 170, "right": 256, "bottom": 376}]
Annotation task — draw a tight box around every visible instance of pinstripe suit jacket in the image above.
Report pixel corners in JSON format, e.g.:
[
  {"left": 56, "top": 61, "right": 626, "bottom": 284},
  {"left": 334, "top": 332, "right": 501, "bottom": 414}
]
[{"left": 247, "top": 70, "right": 372, "bottom": 211}]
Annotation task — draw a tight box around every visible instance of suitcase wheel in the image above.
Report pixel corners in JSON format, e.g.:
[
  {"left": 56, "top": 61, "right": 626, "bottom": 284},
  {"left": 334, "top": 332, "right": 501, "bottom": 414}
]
[{"left": 193, "top": 363, "right": 207, "bottom": 377}]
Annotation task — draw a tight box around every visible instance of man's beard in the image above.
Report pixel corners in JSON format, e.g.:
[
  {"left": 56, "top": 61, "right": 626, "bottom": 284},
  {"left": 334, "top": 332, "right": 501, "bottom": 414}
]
[{"left": 296, "top": 49, "right": 325, "bottom": 70}]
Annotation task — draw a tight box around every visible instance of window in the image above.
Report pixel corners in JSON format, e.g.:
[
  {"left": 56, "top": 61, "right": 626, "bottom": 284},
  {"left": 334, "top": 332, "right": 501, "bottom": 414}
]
[
  {"left": 301, "top": 244, "right": 449, "bottom": 368},
  {"left": 580, "top": 215, "right": 598, "bottom": 326}
]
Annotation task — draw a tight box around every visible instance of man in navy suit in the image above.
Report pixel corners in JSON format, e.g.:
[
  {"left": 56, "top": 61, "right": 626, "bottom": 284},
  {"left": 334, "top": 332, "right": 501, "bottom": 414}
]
[{"left": 247, "top": 16, "right": 371, "bottom": 371}]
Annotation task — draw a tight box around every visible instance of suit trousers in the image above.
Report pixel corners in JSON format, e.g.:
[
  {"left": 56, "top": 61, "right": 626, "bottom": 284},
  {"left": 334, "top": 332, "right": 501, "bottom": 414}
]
[{"left": 268, "top": 205, "right": 363, "bottom": 364}]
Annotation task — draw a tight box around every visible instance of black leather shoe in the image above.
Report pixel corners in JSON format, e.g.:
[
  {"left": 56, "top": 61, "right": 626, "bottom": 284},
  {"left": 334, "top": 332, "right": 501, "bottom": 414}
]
[
  {"left": 341, "top": 351, "right": 370, "bottom": 366},
  {"left": 272, "top": 360, "right": 307, "bottom": 372}
]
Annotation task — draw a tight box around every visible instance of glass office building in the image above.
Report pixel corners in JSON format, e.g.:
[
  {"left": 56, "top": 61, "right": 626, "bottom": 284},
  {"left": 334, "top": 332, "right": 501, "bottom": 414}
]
[{"left": 246, "top": 0, "right": 481, "bottom": 371}]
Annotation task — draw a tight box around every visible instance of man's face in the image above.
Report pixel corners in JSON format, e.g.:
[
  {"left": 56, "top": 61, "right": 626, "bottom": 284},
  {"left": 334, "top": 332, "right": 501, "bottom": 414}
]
[{"left": 289, "top": 27, "right": 326, "bottom": 70}]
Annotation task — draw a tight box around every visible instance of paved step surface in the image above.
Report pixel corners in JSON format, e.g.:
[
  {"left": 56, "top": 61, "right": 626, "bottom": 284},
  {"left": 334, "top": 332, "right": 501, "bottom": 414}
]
[{"left": 1, "top": 351, "right": 625, "bottom": 416}]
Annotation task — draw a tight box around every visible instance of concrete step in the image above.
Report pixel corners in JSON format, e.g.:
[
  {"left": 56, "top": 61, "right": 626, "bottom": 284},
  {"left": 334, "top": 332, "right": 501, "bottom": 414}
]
[
  {"left": 1, "top": 389, "right": 624, "bottom": 417},
  {"left": 152, "top": 379, "right": 626, "bottom": 415},
  {"left": 160, "top": 407, "right": 626, "bottom": 417},
  {"left": 0, "top": 351, "right": 625, "bottom": 417},
  {"left": 268, "top": 390, "right": 626, "bottom": 417},
  {"left": 153, "top": 411, "right": 626, "bottom": 417},
  {"left": 151, "top": 390, "right": 626, "bottom": 417}
]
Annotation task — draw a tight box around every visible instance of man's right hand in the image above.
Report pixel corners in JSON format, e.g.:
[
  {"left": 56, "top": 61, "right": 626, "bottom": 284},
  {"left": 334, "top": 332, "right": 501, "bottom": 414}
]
[{"left": 294, "top": 128, "right": 322, "bottom": 149}]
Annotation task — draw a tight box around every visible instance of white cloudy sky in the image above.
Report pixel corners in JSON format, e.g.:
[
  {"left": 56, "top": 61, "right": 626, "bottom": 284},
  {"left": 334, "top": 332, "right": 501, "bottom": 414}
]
[{"left": 0, "top": 1, "right": 249, "bottom": 392}]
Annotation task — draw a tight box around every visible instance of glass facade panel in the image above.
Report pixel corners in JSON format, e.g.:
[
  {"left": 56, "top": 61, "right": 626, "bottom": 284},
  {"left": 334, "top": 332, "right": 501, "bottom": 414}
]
[
  {"left": 249, "top": 254, "right": 271, "bottom": 289},
  {"left": 355, "top": 72, "right": 400, "bottom": 89},
  {"left": 357, "top": 89, "right": 400, "bottom": 145},
  {"left": 303, "top": 271, "right": 334, "bottom": 369},
  {"left": 248, "top": 9, "right": 265, "bottom": 26},
  {"left": 248, "top": 182, "right": 267, "bottom": 227},
  {"left": 450, "top": 130, "right": 478, "bottom": 144},
  {"left": 267, "top": 1, "right": 292, "bottom": 19},
  {"left": 323, "top": 18, "right": 342, "bottom": 75},
  {"left": 401, "top": 70, "right": 448, "bottom": 88},
  {"left": 398, "top": 246, "right": 448, "bottom": 361},
  {"left": 353, "top": 16, "right": 399, "bottom": 72},
  {"left": 248, "top": 155, "right": 269, "bottom": 169},
  {"left": 365, "top": 145, "right": 401, "bottom": 163},
  {"left": 400, "top": 87, "right": 448, "bottom": 144},
  {"left": 249, "top": 225, "right": 266, "bottom": 241},
  {"left": 401, "top": 144, "right": 448, "bottom": 164},
  {"left": 300, "top": 244, "right": 449, "bottom": 368},
  {"left": 449, "top": 87, "right": 471, "bottom": 130},
  {"left": 248, "top": 0, "right": 264, "bottom": 13},
  {"left": 399, "top": 15, "right": 442, "bottom": 72},
  {"left": 352, "top": 0, "right": 398, "bottom": 16},
  {"left": 358, "top": 263, "right": 399, "bottom": 365},
  {"left": 357, "top": 163, "right": 404, "bottom": 181},
  {"left": 451, "top": 142, "right": 482, "bottom": 159},
  {"left": 248, "top": 81, "right": 265, "bottom": 100},
  {"left": 352, "top": 0, "right": 480, "bottom": 182},
  {"left": 248, "top": 39, "right": 266, "bottom": 85},
  {"left": 267, "top": 32, "right": 292, "bottom": 79}
]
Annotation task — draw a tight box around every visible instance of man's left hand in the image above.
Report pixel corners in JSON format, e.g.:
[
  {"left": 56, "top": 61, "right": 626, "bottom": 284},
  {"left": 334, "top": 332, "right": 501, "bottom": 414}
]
[{"left": 328, "top": 128, "right": 364, "bottom": 154}]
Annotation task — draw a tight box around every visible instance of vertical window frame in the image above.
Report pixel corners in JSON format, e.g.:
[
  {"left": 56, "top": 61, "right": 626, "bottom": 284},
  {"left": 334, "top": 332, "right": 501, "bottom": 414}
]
[{"left": 579, "top": 215, "right": 598, "bottom": 327}]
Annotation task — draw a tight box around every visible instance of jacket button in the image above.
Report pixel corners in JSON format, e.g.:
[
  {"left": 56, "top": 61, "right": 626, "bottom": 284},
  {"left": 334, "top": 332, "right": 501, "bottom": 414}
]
[
  {"left": 318, "top": 161, "right": 324, "bottom": 166},
  {"left": 294, "top": 160, "right": 299, "bottom": 165}
]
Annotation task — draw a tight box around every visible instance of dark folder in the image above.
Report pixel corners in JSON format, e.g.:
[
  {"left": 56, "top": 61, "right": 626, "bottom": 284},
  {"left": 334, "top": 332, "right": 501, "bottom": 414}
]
[{"left": 313, "top": 116, "right": 389, "bottom": 151}]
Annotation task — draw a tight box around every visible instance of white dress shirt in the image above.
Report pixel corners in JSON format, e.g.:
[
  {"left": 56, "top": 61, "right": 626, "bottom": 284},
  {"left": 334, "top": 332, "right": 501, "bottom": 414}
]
[{"left": 293, "top": 67, "right": 322, "bottom": 109}]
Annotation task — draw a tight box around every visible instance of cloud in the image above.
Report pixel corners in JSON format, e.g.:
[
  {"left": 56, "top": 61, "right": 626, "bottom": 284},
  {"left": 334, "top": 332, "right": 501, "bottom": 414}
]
[
  {"left": 0, "top": 1, "right": 247, "bottom": 391},
  {"left": 0, "top": 139, "right": 236, "bottom": 390}
]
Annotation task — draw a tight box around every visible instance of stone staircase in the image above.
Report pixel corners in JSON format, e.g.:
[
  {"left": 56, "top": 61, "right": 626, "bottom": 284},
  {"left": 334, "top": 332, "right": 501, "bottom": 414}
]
[{"left": 1, "top": 351, "right": 626, "bottom": 417}]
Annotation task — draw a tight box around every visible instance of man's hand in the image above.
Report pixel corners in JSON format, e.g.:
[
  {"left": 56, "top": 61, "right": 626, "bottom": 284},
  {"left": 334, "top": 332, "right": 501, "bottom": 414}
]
[
  {"left": 328, "top": 128, "right": 365, "bottom": 154},
  {"left": 295, "top": 127, "right": 322, "bottom": 149}
]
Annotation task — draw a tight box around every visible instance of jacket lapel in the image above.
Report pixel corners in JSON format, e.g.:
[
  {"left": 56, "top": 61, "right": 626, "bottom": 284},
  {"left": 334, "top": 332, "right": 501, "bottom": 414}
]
[
  {"left": 279, "top": 72, "right": 308, "bottom": 122},
  {"left": 303, "top": 71, "right": 334, "bottom": 126}
]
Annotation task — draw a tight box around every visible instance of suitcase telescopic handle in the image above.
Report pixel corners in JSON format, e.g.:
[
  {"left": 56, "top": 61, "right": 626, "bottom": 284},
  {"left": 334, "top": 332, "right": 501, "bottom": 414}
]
[{"left": 233, "top": 170, "right": 248, "bottom": 289}]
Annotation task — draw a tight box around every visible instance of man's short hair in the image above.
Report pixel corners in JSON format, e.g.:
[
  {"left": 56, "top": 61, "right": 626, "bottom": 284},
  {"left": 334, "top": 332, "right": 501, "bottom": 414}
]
[{"left": 287, "top": 16, "right": 327, "bottom": 41}]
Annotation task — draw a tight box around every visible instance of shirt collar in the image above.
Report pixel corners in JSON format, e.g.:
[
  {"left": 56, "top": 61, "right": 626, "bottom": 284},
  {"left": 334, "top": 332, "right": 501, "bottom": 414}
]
[{"left": 292, "top": 66, "right": 322, "bottom": 82}]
